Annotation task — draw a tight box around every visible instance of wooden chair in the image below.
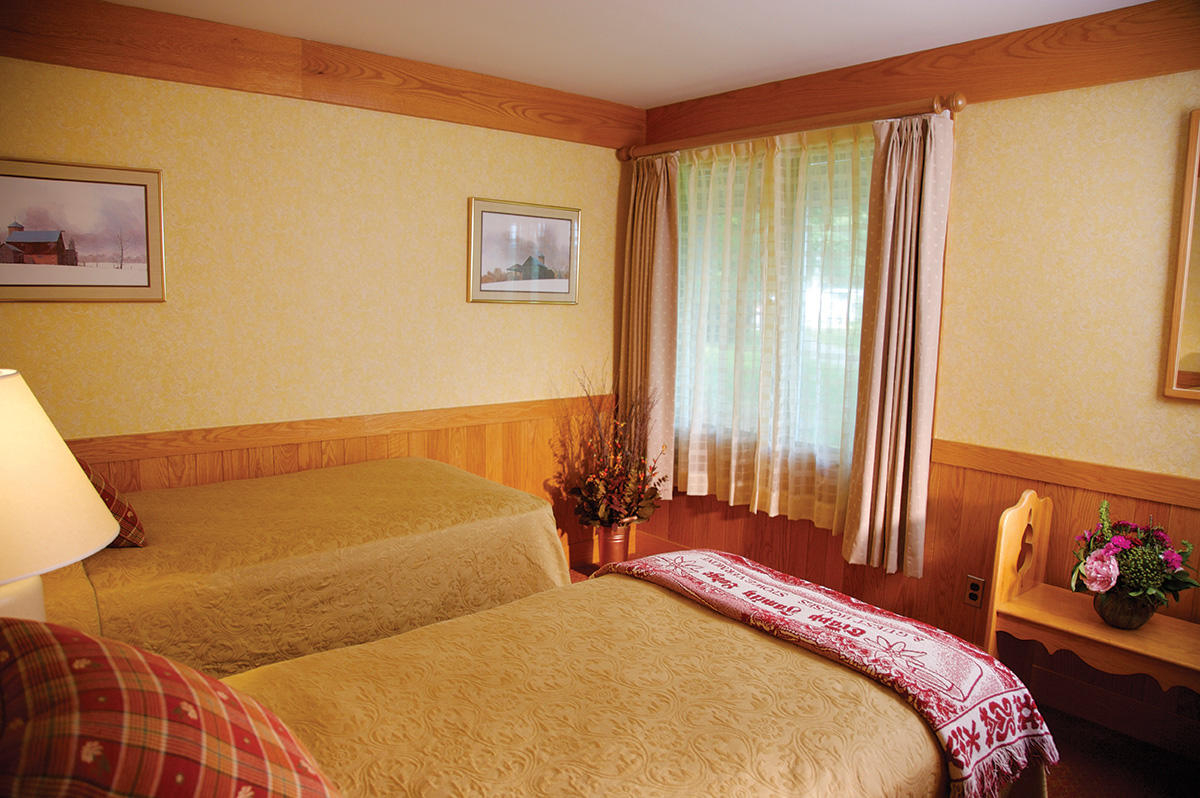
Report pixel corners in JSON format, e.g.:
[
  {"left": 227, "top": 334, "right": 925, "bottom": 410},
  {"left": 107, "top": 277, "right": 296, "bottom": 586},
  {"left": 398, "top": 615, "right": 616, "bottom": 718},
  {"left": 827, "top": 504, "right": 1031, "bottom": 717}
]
[
  {"left": 984, "top": 489, "right": 1200, "bottom": 693},
  {"left": 983, "top": 489, "right": 1053, "bottom": 656}
]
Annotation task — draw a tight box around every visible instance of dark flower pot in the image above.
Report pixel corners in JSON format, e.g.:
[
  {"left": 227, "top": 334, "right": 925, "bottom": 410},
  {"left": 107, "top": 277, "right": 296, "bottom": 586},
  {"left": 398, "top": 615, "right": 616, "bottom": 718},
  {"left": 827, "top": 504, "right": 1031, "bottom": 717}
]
[{"left": 1092, "top": 591, "right": 1157, "bottom": 629}]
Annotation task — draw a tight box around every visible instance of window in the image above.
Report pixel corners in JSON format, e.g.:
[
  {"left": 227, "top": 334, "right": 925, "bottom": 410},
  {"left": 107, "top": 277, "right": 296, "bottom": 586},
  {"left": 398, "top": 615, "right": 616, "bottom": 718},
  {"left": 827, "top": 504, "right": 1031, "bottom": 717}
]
[{"left": 673, "top": 124, "right": 873, "bottom": 528}]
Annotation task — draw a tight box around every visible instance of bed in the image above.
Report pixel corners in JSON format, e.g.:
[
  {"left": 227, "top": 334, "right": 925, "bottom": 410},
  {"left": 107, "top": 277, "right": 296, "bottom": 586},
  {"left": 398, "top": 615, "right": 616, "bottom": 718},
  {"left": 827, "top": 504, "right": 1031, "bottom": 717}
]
[
  {"left": 225, "top": 576, "right": 944, "bottom": 795},
  {"left": 40, "top": 457, "right": 570, "bottom": 677},
  {"left": 224, "top": 551, "right": 1055, "bottom": 797},
  {"left": 1, "top": 551, "right": 1055, "bottom": 798}
]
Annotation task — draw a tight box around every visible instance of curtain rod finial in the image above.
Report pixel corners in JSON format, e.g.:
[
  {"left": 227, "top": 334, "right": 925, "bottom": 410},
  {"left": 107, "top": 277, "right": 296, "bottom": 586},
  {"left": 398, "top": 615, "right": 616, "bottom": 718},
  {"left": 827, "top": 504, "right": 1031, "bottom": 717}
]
[
  {"left": 616, "top": 145, "right": 636, "bottom": 162},
  {"left": 934, "top": 92, "right": 967, "bottom": 114}
]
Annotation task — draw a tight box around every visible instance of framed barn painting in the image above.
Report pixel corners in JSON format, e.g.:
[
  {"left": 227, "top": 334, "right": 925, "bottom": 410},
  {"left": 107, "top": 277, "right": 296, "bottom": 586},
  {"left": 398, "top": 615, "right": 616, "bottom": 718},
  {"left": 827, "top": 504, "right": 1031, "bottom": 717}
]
[
  {"left": 0, "top": 159, "right": 164, "bottom": 301},
  {"left": 468, "top": 198, "right": 580, "bottom": 304}
]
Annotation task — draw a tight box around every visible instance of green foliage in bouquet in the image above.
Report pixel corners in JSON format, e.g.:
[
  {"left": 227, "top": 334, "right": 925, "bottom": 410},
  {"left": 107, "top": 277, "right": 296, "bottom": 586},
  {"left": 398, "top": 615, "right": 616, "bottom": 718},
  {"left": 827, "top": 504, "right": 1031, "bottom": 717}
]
[{"left": 1069, "top": 501, "right": 1199, "bottom": 606}]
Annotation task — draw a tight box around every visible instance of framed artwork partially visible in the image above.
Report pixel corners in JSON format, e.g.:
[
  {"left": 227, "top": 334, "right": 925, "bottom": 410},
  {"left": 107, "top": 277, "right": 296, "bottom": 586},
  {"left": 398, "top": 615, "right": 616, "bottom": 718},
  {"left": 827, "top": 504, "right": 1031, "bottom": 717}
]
[
  {"left": 0, "top": 158, "right": 164, "bottom": 302},
  {"left": 468, "top": 198, "right": 579, "bottom": 304}
]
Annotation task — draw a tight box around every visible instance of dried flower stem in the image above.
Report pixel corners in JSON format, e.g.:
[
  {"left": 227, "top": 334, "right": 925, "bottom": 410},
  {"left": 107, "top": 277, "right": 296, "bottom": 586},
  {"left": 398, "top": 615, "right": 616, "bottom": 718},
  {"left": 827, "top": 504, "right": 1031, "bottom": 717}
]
[{"left": 551, "top": 372, "right": 667, "bottom": 528}]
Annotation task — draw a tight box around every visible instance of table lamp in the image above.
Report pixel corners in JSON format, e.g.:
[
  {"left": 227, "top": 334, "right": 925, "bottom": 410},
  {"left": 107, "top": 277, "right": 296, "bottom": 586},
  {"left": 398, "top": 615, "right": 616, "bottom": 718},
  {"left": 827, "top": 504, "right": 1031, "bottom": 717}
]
[{"left": 0, "top": 369, "right": 118, "bottom": 620}]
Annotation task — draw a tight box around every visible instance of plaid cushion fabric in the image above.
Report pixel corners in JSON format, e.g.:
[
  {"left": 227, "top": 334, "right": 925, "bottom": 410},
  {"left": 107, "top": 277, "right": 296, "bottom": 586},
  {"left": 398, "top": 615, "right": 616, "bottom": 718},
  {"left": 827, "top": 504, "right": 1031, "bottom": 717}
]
[
  {"left": 76, "top": 459, "right": 146, "bottom": 547},
  {"left": 0, "top": 619, "right": 341, "bottom": 797}
]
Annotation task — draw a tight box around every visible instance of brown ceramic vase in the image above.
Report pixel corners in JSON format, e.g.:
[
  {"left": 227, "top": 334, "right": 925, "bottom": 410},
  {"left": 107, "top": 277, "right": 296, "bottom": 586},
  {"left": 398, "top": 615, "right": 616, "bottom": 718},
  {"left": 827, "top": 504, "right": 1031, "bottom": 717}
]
[{"left": 1092, "top": 591, "right": 1156, "bottom": 630}]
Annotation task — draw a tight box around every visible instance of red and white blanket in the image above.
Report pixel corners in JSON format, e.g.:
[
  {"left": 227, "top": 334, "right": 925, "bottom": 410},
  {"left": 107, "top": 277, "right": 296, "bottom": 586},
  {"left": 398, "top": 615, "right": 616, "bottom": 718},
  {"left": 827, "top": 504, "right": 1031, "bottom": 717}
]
[{"left": 596, "top": 550, "right": 1058, "bottom": 798}]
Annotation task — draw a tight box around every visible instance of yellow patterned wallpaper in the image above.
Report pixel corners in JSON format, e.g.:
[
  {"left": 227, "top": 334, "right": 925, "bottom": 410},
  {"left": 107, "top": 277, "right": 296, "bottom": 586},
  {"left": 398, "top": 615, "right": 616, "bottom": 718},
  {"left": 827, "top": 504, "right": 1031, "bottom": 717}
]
[
  {"left": 3, "top": 56, "right": 1197, "bottom": 478},
  {"left": 0, "top": 57, "right": 623, "bottom": 438},
  {"left": 940, "top": 70, "right": 1200, "bottom": 478}
]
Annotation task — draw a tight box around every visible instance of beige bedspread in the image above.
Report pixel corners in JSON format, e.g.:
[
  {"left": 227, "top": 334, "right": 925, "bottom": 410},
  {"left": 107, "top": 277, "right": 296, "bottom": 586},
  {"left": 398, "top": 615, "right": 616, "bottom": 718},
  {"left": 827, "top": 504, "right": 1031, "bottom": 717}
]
[
  {"left": 43, "top": 458, "right": 569, "bottom": 677},
  {"left": 225, "top": 574, "right": 947, "bottom": 797}
]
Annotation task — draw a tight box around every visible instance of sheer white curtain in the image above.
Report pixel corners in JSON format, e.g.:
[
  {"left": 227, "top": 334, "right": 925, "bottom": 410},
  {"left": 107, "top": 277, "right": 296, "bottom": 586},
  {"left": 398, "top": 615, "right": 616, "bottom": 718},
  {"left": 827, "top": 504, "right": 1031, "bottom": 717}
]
[{"left": 674, "top": 125, "right": 874, "bottom": 529}]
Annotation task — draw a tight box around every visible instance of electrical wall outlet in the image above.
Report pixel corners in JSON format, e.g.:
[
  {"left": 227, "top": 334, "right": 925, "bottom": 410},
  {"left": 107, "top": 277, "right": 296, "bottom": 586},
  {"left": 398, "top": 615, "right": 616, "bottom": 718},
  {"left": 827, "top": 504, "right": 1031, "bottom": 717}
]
[{"left": 964, "top": 575, "right": 986, "bottom": 608}]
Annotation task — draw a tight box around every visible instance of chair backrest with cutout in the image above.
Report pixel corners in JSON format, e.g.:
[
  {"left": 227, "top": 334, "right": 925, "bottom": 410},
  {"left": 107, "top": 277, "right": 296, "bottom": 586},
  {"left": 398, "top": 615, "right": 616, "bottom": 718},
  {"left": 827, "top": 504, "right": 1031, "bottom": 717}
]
[{"left": 983, "top": 489, "right": 1054, "bottom": 655}]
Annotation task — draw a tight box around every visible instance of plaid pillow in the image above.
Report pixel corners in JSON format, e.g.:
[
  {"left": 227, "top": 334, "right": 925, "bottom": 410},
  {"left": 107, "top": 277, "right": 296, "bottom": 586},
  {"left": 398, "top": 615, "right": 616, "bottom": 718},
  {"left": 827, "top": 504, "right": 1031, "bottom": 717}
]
[
  {"left": 0, "top": 619, "right": 341, "bottom": 797},
  {"left": 76, "top": 458, "right": 145, "bottom": 547}
]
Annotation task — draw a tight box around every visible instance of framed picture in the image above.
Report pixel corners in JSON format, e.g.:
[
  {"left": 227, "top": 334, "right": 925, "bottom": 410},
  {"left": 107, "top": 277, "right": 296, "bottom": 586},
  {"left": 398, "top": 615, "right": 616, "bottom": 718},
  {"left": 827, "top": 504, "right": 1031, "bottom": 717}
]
[
  {"left": 468, "top": 198, "right": 579, "bottom": 304},
  {"left": 0, "top": 158, "right": 164, "bottom": 301}
]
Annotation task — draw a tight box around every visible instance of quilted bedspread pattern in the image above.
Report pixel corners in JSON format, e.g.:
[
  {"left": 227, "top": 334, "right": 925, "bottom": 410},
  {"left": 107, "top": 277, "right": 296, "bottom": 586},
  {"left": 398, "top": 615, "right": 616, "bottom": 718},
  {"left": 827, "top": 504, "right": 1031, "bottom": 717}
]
[
  {"left": 224, "top": 575, "right": 947, "bottom": 797},
  {"left": 43, "top": 458, "right": 569, "bottom": 676}
]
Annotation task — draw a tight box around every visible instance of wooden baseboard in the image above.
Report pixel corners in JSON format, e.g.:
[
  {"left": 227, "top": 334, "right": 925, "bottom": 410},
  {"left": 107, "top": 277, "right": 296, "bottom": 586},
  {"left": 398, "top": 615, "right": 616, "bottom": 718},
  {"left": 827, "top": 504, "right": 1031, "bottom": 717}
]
[{"left": 1029, "top": 664, "right": 1200, "bottom": 758}]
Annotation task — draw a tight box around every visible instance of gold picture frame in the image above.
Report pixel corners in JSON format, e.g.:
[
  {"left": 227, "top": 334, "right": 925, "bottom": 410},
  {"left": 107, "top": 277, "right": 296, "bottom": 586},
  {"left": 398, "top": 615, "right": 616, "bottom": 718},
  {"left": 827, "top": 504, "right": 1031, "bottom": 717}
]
[
  {"left": 468, "top": 198, "right": 579, "bottom": 304},
  {"left": 1165, "top": 109, "right": 1200, "bottom": 398},
  {"left": 0, "top": 158, "right": 164, "bottom": 302}
]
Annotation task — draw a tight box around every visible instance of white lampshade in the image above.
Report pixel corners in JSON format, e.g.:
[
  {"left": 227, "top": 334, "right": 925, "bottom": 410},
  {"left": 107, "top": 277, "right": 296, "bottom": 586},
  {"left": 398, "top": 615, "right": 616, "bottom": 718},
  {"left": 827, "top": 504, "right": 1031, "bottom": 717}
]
[{"left": 0, "top": 369, "right": 118, "bottom": 617}]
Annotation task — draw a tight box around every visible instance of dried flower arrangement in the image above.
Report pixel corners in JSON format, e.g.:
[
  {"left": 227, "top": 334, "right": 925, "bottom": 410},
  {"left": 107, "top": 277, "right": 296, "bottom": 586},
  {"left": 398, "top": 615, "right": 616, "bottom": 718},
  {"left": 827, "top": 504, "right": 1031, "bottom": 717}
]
[{"left": 551, "top": 377, "right": 667, "bottom": 529}]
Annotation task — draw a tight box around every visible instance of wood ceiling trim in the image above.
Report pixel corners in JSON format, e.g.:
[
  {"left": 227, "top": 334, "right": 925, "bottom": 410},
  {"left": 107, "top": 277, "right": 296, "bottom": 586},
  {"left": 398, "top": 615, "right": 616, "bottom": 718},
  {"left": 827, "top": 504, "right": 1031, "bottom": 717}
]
[
  {"left": 3, "top": 1, "right": 1195, "bottom": 152},
  {"left": 1, "top": 0, "right": 646, "bottom": 150},
  {"left": 646, "top": 0, "right": 1200, "bottom": 145}
]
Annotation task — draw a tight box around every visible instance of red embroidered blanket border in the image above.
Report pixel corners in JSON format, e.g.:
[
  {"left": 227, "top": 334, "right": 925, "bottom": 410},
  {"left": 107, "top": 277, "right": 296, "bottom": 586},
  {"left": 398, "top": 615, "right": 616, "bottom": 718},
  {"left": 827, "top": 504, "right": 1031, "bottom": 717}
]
[{"left": 596, "top": 549, "right": 1059, "bottom": 798}]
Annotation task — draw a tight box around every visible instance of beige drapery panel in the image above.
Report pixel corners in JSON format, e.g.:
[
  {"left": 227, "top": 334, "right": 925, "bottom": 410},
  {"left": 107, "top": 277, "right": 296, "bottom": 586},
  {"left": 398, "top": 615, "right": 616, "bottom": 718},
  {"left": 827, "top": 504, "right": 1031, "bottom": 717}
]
[
  {"left": 615, "top": 154, "right": 679, "bottom": 497},
  {"left": 839, "top": 113, "right": 955, "bottom": 577}
]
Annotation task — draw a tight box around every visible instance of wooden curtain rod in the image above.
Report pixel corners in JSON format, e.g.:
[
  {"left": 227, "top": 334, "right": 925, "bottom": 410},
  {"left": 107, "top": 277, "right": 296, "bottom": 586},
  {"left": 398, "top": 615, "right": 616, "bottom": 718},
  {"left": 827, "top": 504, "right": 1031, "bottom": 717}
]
[{"left": 616, "top": 92, "right": 967, "bottom": 161}]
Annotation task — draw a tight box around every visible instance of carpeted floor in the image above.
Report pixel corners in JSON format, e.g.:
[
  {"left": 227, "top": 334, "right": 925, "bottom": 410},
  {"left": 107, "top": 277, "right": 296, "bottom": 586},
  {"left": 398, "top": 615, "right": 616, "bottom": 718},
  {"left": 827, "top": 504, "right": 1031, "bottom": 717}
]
[{"left": 1041, "top": 706, "right": 1195, "bottom": 797}]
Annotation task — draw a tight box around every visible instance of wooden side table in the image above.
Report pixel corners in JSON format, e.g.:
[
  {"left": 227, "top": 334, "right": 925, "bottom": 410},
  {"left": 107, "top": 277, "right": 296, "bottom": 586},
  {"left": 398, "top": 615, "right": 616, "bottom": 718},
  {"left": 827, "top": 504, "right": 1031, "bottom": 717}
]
[
  {"left": 996, "top": 583, "right": 1200, "bottom": 694},
  {"left": 985, "top": 490, "right": 1200, "bottom": 694}
]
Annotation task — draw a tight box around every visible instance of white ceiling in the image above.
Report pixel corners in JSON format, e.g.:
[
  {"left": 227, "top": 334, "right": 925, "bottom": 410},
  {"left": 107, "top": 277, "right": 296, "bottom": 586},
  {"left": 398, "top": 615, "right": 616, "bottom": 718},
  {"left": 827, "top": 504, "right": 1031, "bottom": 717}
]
[{"left": 117, "top": 0, "right": 1140, "bottom": 108}]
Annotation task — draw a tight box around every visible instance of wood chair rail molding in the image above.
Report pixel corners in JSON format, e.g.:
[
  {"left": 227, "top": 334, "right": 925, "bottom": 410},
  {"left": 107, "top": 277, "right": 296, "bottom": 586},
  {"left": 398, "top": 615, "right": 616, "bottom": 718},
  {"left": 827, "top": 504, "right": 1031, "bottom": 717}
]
[
  {"left": 67, "top": 396, "right": 590, "bottom": 464},
  {"left": 0, "top": 0, "right": 645, "bottom": 150},
  {"left": 931, "top": 440, "right": 1200, "bottom": 511},
  {"left": 645, "top": 0, "right": 1200, "bottom": 145}
]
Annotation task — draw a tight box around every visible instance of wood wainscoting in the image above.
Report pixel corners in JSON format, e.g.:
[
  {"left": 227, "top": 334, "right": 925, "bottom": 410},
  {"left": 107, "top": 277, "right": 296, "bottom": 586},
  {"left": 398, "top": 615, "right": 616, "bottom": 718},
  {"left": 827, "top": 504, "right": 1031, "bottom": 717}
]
[
  {"left": 69, "top": 413, "right": 1198, "bottom": 639},
  {"left": 66, "top": 396, "right": 600, "bottom": 564},
  {"left": 640, "top": 441, "right": 1200, "bottom": 644},
  {"left": 67, "top": 398, "right": 565, "bottom": 496}
]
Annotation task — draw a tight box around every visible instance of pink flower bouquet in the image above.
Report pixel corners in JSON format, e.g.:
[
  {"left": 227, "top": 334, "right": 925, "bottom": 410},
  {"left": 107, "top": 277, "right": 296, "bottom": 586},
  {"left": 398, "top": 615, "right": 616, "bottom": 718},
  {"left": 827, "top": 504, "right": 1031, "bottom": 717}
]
[{"left": 1069, "top": 501, "right": 1199, "bottom": 606}]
